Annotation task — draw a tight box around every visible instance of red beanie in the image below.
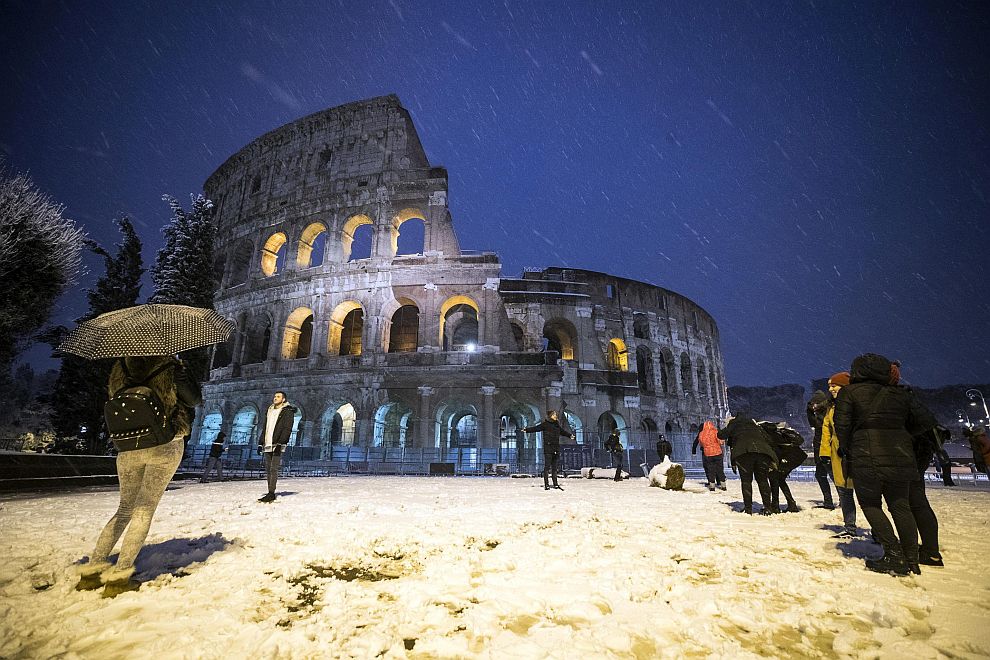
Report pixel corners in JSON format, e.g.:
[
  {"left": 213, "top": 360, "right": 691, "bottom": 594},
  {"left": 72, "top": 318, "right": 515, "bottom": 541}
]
[{"left": 828, "top": 371, "right": 851, "bottom": 387}]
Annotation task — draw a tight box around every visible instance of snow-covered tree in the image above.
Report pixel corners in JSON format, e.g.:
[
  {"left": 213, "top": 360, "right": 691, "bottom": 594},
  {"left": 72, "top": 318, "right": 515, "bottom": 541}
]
[
  {"left": 51, "top": 218, "right": 144, "bottom": 451},
  {"left": 150, "top": 194, "right": 218, "bottom": 308},
  {"left": 0, "top": 166, "right": 86, "bottom": 373}
]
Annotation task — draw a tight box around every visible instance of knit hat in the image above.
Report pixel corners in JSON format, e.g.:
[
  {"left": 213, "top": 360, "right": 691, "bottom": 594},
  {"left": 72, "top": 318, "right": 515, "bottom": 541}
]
[{"left": 828, "top": 371, "right": 851, "bottom": 387}]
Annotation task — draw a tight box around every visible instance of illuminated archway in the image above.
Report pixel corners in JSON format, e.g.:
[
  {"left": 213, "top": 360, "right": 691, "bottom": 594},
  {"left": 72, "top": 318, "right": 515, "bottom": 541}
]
[
  {"left": 607, "top": 338, "right": 628, "bottom": 371},
  {"left": 374, "top": 402, "right": 415, "bottom": 447},
  {"left": 296, "top": 222, "right": 328, "bottom": 268},
  {"left": 439, "top": 295, "right": 480, "bottom": 350},
  {"left": 341, "top": 214, "right": 373, "bottom": 261},
  {"left": 388, "top": 303, "right": 419, "bottom": 353},
  {"left": 281, "top": 307, "right": 314, "bottom": 359},
  {"left": 260, "top": 232, "right": 287, "bottom": 276},
  {"left": 328, "top": 301, "right": 363, "bottom": 356},
  {"left": 231, "top": 405, "right": 259, "bottom": 445},
  {"left": 320, "top": 402, "right": 357, "bottom": 455},
  {"left": 392, "top": 208, "right": 426, "bottom": 256},
  {"left": 543, "top": 318, "right": 577, "bottom": 360}
]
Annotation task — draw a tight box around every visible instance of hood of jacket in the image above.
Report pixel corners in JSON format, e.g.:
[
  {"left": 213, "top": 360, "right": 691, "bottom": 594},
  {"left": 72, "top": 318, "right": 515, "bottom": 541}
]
[{"left": 850, "top": 353, "right": 892, "bottom": 385}]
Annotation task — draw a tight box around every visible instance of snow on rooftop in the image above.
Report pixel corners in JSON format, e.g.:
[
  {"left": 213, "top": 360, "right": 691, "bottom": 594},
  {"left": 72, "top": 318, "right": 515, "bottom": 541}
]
[{"left": 1, "top": 476, "right": 987, "bottom": 657}]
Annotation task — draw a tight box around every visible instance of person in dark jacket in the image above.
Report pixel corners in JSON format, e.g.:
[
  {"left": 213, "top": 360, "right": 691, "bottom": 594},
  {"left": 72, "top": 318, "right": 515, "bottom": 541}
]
[
  {"left": 200, "top": 431, "right": 227, "bottom": 482},
  {"left": 656, "top": 433, "right": 673, "bottom": 464},
  {"left": 257, "top": 391, "right": 297, "bottom": 502},
  {"left": 964, "top": 427, "right": 990, "bottom": 476},
  {"left": 761, "top": 422, "right": 807, "bottom": 513},
  {"left": 604, "top": 428, "right": 624, "bottom": 481},
  {"left": 807, "top": 390, "right": 835, "bottom": 508},
  {"left": 524, "top": 410, "right": 572, "bottom": 490},
  {"left": 833, "top": 353, "right": 937, "bottom": 576},
  {"left": 718, "top": 413, "right": 778, "bottom": 514}
]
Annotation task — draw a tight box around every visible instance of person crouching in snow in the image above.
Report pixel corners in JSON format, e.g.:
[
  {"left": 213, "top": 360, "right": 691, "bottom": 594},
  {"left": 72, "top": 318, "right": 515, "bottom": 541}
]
[
  {"left": 819, "top": 372, "right": 857, "bottom": 538},
  {"left": 719, "top": 412, "right": 778, "bottom": 515},
  {"left": 524, "top": 410, "right": 572, "bottom": 490},
  {"left": 833, "top": 353, "right": 937, "bottom": 576},
  {"left": 76, "top": 356, "right": 202, "bottom": 597},
  {"left": 692, "top": 420, "right": 726, "bottom": 491}
]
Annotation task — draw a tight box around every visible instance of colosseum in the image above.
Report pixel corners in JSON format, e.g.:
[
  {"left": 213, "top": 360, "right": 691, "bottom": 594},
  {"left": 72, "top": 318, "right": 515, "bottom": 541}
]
[{"left": 194, "top": 94, "right": 729, "bottom": 474}]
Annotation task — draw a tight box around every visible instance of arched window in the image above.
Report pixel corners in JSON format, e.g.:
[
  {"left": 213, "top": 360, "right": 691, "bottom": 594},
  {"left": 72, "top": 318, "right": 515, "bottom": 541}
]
[
  {"left": 393, "top": 209, "right": 426, "bottom": 256},
  {"left": 697, "top": 365, "right": 708, "bottom": 398},
  {"left": 636, "top": 345, "right": 655, "bottom": 393},
  {"left": 607, "top": 339, "right": 628, "bottom": 371},
  {"left": 510, "top": 322, "right": 525, "bottom": 351},
  {"left": 288, "top": 407, "right": 303, "bottom": 446},
  {"left": 260, "top": 232, "right": 287, "bottom": 276},
  {"left": 339, "top": 309, "right": 363, "bottom": 356},
  {"left": 281, "top": 307, "right": 314, "bottom": 359},
  {"left": 212, "top": 335, "right": 233, "bottom": 369},
  {"left": 658, "top": 355, "right": 670, "bottom": 394},
  {"left": 243, "top": 317, "right": 272, "bottom": 364},
  {"left": 543, "top": 319, "right": 577, "bottom": 360},
  {"left": 342, "top": 214, "right": 373, "bottom": 261},
  {"left": 388, "top": 304, "right": 419, "bottom": 353},
  {"left": 231, "top": 406, "right": 258, "bottom": 445},
  {"left": 296, "top": 222, "right": 328, "bottom": 269},
  {"left": 597, "top": 412, "right": 626, "bottom": 447},
  {"left": 442, "top": 303, "right": 479, "bottom": 351},
  {"left": 633, "top": 313, "right": 650, "bottom": 340},
  {"left": 226, "top": 239, "right": 253, "bottom": 286},
  {"left": 199, "top": 411, "right": 223, "bottom": 446},
  {"left": 321, "top": 402, "right": 356, "bottom": 451},
  {"left": 374, "top": 402, "right": 414, "bottom": 447},
  {"left": 680, "top": 353, "right": 693, "bottom": 393}
]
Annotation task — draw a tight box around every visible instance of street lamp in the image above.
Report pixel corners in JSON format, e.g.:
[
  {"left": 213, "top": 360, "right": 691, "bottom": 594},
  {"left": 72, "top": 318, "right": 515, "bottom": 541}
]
[
  {"left": 966, "top": 389, "right": 989, "bottom": 429},
  {"left": 956, "top": 409, "right": 973, "bottom": 428}
]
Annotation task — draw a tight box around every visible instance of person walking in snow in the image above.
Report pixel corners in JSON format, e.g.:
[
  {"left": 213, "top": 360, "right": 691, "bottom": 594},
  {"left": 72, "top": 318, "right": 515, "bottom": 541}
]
[
  {"left": 819, "top": 372, "right": 858, "bottom": 538},
  {"left": 807, "top": 390, "right": 836, "bottom": 509},
  {"left": 524, "top": 410, "right": 572, "bottom": 490},
  {"left": 604, "top": 428, "right": 624, "bottom": 481},
  {"left": 833, "top": 353, "right": 937, "bottom": 576},
  {"left": 257, "top": 391, "right": 297, "bottom": 502},
  {"left": 200, "top": 430, "right": 226, "bottom": 482},
  {"left": 718, "top": 412, "right": 777, "bottom": 514},
  {"left": 656, "top": 433, "right": 673, "bottom": 464},
  {"left": 76, "top": 356, "right": 202, "bottom": 597},
  {"left": 692, "top": 420, "right": 726, "bottom": 491}
]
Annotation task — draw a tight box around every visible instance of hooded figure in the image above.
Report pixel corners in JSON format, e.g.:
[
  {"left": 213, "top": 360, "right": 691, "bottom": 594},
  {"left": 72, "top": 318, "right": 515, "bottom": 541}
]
[{"left": 833, "top": 353, "right": 937, "bottom": 576}]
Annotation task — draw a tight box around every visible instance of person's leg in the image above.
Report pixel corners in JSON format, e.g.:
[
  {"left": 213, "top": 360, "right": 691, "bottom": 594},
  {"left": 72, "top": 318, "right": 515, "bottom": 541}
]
[
  {"left": 614, "top": 452, "right": 623, "bottom": 481},
  {"left": 908, "top": 479, "right": 939, "bottom": 561},
  {"left": 880, "top": 481, "right": 917, "bottom": 565},
  {"left": 267, "top": 451, "right": 282, "bottom": 494},
  {"left": 779, "top": 479, "right": 799, "bottom": 511},
  {"left": 111, "top": 438, "right": 184, "bottom": 576},
  {"left": 201, "top": 457, "right": 212, "bottom": 482},
  {"left": 542, "top": 453, "right": 550, "bottom": 488},
  {"left": 753, "top": 457, "right": 776, "bottom": 513},
  {"left": 216, "top": 459, "right": 223, "bottom": 481},
  {"left": 855, "top": 473, "right": 907, "bottom": 572},
  {"left": 735, "top": 454, "right": 755, "bottom": 512},
  {"left": 550, "top": 452, "right": 561, "bottom": 487},
  {"left": 816, "top": 458, "right": 834, "bottom": 507},
  {"left": 701, "top": 455, "right": 715, "bottom": 487},
  {"left": 837, "top": 486, "right": 857, "bottom": 533},
  {"left": 714, "top": 456, "right": 726, "bottom": 487},
  {"left": 87, "top": 451, "right": 145, "bottom": 572}
]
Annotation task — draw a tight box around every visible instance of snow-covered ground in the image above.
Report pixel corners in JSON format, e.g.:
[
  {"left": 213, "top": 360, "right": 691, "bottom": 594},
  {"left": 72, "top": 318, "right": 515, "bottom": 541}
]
[{"left": 1, "top": 475, "right": 988, "bottom": 659}]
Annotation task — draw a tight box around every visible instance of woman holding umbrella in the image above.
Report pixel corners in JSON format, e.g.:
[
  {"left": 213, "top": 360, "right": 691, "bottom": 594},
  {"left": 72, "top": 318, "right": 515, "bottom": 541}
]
[{"left": 63, "top": 305, "right": 230, "bottom": 597}]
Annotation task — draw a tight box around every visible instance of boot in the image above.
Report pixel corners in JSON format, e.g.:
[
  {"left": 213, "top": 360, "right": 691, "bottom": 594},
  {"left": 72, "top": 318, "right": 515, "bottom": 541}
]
[
  {"left": 707, "top": 483, "right": 716, "bottom": 492},
  {"left": 786, "top": 499, "right": 802, "bottom": 513},
  {"left": 75, "top": 573, "right": 103, "bottom": 591},
  {"left": 743, "top": 506, "right": 753, "bottom": 515},
  {"left": 258, "top": 493, "right": 276, "bottom": 503},
  {"left": 865, "top": 547, "right": 910, "bottom": 576},
  {"left": 101, "top": 566, "right": 140, "bottom": 598},
  {"left": 544, "top": 484, "right": 550, "bottom": 490},
  {"left": 552, "top": 484, "right": 564, "bottom": 491},
  {"left": 918, "top": 550, "right": 944, "bottom": 567}
]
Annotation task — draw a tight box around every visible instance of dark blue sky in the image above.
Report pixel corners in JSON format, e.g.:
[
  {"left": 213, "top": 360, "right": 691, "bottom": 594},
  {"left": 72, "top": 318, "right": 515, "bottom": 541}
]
[{"left": 2, "top": 1, "right": 988, "bottom": 387}]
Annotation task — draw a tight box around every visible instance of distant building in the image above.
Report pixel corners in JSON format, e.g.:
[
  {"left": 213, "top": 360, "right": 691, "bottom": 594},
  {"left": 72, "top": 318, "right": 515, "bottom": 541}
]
[{"left": 194, "top": 95, "right": 728, "bottom": 465}]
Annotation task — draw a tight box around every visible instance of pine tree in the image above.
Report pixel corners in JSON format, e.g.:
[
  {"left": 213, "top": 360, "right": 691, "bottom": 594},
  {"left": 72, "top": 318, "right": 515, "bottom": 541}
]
[
  {"left": 51, "top": 218, "right": 144, "bottom": 451},
  {"left": 150, "top": 194, "right": 219, "bottom": 380}
]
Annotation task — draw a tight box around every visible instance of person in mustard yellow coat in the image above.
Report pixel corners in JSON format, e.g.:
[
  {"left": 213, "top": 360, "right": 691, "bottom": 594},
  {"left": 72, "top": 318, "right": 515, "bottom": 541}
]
[{"left": 820, "top": 371, "right": 857, "bottom": 538}]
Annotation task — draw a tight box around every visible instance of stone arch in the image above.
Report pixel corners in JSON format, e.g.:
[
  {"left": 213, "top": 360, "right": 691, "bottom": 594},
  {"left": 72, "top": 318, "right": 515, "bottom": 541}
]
[
  {"left": 640, "top": 417, "right": 658, "bottom": 446},
  {"left": 281, "top": 307, "right": 314, "bottom": 360},
  {"left": 341, "top": 213, "right": 373, "bottom": 262},
  {"left": 387, "top": 301, "right": 420, "bottom": 353},
  {"left": 680, "top": 352, "right": 693, "bottom": 393},
  {"left": 509, "top": 321, "right": 526, "bottom": 351},
  {"left": 636, "top": 345, "right": 655, "bottom": 393},
  {"left": 499, "top": 401, "right": 540, "bottom": 450},
  {"left": 543, "top": 318, "right": 577, "bottom": 360},
  {"left": 230, "top": 404, "right": 260, "bottom": 445},
  {"left": 199, "top": 410, "right": 223, "bottom": 445},
  {"left": 633, "top": 313, "right": 650, "bottom": 340},
  {"left": 296, "top": 222, "right": 328, "bottom": 269},
  {"left": 596, "top": 411, "right": 628, "bottom": 446},
  {"left": 564, "top": 410, "right": 585, "bottom": 445},
  {"left": 607, "top": 338, "right": 629, "bottom": 371},
  {"left": 211, "top": 320, "right": 235, "bottom": 369},
  {"left": 659, "top": 348, "right": 675, "bottom": 394},
  {"left": 439, "top": 295, "right": 479, "bottom": 351},
  {"left": 329, "top": 301, "right": 364, "bottom": 356},
  {"left": 320, "top": 401, "right": 357, "bottom": 454},
  {"left": 374, "top": 401, "right": 415, "bottom": 447},
  {"left": 243, "top": 313, "right": 274, "bottom": 364},
  {"left": 226, "top": 238, "right": 253, "bottom": 286},
  {"left": 435, "top": 400, "right": 479, "bottom": 448},
  {"left": 260, "top": 232, "right": 287, "bottom": 276},
  {"left": 392, "top": 207, "right": 426, "bottom": 257},
  {"left": 287, "top": 404, "right": 304, "bottom": 446}
]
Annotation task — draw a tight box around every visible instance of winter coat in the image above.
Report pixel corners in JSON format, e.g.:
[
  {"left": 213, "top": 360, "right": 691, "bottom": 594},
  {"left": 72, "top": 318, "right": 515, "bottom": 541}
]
[
  {"left": 819, "top": 405, "right": 851, "bottom": 487},
  {"left": 692, "top": 420, "right": 723, "bottom": 457},
  {"left": 760, "top": 422, "right": 808, "bottom": 477},
  {"left": 806, "top": 391, "right": 829, "bottom": 456},
  {"left": 718, "top": 415, "right": 776, "bottom": 466},
  {"left": 523, "top": 418, "right": 572, "bottom": 452},
  {"left": 604, "top": 431, "right": 623, "bottom": 454},
  {"left": 108, "top": 356, "right": 202, "bottom": 436},
  {"left": 968, "top": 429, "right": 990, "bottom": 466},
  {"left": 656, "top": 437, "right": 673, "bottom": 461},
  {"left": 833, "top": 353, "right": 937, "bottom": 483},
  {"left": 208, "top": 432, "right": 226, "bottom": 459},
  {"left": 258, "top": 404, "right": 297, "bottom": 453}
]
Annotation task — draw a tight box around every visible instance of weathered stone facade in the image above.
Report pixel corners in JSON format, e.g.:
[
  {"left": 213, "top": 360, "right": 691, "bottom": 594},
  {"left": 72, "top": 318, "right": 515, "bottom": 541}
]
[{"left": 194, "top": 95, "right": 728, "bottom": 456}]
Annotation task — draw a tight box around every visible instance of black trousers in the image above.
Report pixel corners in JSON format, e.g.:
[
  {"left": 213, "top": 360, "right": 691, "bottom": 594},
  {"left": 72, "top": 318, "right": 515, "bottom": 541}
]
[
  {"left": 543, "top": 450, "right": 560, "bottom": 486},
  {"left": 611, "top": 451, "right": 623, "bottom": 480},
  {"left": 853, "top": 468, "right": 917, "bottom": 562},
  {"left": 734, "top": 453, "right": 774, "bottom": 511},
  {"left": 264, "top": 451, "right": 282, "bottom": 495},
  {"left": 909, "top": 478, "right": 939, "bottom": 556},
  {"left": 815, "top": 457, "right": 834, "bottom": 505},
  {"left": 702, "top": 454, "right": 725, "bottom": 485}
]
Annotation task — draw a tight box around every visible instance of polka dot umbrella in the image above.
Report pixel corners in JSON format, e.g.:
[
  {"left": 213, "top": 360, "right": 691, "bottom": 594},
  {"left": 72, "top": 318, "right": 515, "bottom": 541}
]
[{"left": 58, "top": 304, "right": 234, "bottom": 359}]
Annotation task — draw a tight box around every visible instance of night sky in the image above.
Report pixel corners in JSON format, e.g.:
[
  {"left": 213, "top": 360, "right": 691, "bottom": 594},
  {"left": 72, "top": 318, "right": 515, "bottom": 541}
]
[{"left": 2, "top": 1, "right": 988, "bottom": 388}]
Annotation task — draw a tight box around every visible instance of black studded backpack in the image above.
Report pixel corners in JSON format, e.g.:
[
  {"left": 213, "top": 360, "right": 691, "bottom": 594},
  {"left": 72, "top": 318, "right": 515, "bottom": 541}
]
[{"left": 104, "top": 360, "right": 177, "bottom": 452}]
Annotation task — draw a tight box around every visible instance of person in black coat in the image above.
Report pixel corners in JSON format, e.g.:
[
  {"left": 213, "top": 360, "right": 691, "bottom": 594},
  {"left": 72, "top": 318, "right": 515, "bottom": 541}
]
[
  {"left": 200, "top": 430, "right": 227, "bottom": 482},
  {"left": 761, "top": 422, "right": 808, "bottom": 513},
  {"left": 604, "top": 428, "right": 624, "bottom": 481},
  {"left": 833, "top": 353, "right": 937, "bottom": 576},
  {"left": 807, "top": 390, "right": 835, "bottom": 508},
  {"left": 257, "top": 391, "right": 297, "bottom": 502},
  {"left": 718, "top": 413, "right": 778, "bottom": 514},
  {"left": 656, "top": 433, "right": 673, "bottom": 463},
  {"left": 524, "top": 410, "right": 572, "bottom": 490}
]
